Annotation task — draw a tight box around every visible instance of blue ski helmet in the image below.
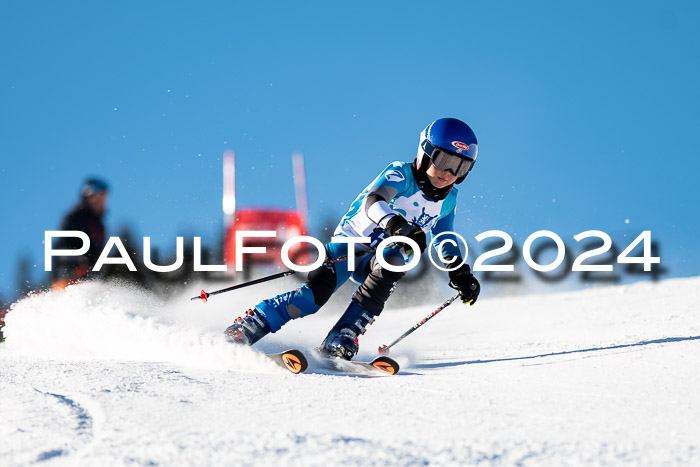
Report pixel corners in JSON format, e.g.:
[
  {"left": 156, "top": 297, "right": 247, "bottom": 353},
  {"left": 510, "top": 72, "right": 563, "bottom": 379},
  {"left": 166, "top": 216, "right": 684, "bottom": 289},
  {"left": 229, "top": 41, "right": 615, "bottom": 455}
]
[
  {"left": 80, "top": 177, "right": 110, "bottom": 198},
  {"left": 416, "top": 118, "right": 478, "bottom": 184}
]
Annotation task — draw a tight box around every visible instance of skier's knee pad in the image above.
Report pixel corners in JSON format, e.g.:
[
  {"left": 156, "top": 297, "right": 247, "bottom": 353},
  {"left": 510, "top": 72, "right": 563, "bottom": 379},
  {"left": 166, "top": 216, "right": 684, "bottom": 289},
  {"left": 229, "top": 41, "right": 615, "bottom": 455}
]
[
  {"left": 373, "top": 254, "right": 407, "bottom": 283},
  {"left": 370, "top": 246, "right": 410, "bottom": 282},
  {"left": 306, "top": 261, "right": 337, "bottom": 307},
  {"left": 352, "top": 252, "right": 407, "bottom": 316}
]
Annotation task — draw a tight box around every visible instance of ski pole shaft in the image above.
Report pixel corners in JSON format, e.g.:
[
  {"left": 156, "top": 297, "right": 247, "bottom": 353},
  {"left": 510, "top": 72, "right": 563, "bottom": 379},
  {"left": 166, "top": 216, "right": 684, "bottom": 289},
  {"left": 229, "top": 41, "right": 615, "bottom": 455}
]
[
  {"left": 378, "top": 293, "right": 461, "bottom": 354},
  {"left": 191, "top": 247, "right": 378, "bottom": 302},
  {"left": 191, "top": 270, "right": 296, "bottom": 302}
]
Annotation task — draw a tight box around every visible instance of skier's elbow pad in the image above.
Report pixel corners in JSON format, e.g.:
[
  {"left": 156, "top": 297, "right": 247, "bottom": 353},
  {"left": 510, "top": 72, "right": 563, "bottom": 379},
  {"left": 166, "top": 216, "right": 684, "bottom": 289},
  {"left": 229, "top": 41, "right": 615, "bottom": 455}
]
[{"left": 366, "top": 197, "right": 395, "bottom": 226}]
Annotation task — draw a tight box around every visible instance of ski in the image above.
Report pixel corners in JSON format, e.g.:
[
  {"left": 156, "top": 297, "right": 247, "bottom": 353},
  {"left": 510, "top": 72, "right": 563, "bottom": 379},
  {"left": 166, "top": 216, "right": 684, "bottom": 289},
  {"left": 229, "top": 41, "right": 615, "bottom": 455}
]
[
  {"left": 326, "top": 355, "right": 400, "bottom": 376},
  {"left": 265, "top": 349, "right": 308, "bottom": 374}
]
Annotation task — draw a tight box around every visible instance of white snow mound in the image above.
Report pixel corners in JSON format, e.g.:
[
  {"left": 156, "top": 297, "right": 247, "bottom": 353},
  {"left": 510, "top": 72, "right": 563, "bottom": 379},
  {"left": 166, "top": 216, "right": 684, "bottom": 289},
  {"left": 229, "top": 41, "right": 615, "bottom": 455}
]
[{"left": 1, "top": 277, "right": 699, "bottom": 466}]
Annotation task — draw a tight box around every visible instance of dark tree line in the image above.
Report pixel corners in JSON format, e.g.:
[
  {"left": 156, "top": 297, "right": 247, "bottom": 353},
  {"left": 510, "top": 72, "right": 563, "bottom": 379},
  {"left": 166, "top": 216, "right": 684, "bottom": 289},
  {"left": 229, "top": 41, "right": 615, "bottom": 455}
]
[{"left": 5, "top": 226, "right": 226, "bottom": 303}]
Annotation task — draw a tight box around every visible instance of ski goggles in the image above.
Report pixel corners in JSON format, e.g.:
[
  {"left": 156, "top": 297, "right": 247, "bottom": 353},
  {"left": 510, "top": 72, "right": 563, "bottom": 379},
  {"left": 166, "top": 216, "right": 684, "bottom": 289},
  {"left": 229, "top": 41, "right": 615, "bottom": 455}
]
[{"left": 421, "top": 140, "right": 477, "bottom": 178}]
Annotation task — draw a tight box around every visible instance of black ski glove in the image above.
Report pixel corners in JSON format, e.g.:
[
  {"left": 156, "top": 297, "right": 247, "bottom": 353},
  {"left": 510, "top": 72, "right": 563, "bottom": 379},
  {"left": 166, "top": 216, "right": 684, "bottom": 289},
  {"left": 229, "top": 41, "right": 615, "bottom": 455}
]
[
  {"left": 384, "top": 215, "right": 427, "bottom": 254},
  {"left": 447, "top": 260, "right": 480, "bottom": 305}
]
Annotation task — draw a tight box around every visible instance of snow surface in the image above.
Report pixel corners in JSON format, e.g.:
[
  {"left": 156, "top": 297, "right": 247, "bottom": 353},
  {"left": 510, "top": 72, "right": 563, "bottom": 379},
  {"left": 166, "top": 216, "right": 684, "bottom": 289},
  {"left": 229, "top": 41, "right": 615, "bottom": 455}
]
[{"left": 1, "top": 277, "right": 699, "bottom": 466}]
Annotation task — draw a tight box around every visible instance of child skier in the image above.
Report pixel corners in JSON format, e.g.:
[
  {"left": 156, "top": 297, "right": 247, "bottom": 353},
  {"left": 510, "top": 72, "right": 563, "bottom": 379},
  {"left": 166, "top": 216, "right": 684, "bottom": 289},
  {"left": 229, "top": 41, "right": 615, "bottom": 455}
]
[{"left": 225, "top": 117, "right": 481, "bottom": 360}]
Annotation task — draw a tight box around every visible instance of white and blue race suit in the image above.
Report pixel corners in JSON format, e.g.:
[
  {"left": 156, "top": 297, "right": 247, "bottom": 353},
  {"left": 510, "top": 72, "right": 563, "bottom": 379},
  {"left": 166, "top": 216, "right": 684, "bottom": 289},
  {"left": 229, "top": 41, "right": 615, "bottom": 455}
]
[{"left": 254, "top": 161, "right": 464, "bottom": 333}]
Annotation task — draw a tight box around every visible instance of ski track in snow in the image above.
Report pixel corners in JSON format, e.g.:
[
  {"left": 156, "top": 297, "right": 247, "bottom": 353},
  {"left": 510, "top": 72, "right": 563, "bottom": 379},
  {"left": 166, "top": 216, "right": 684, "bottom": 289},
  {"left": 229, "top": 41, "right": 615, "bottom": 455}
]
[{"left": 1, "top": 278, "right": 699, "bottom": 466}]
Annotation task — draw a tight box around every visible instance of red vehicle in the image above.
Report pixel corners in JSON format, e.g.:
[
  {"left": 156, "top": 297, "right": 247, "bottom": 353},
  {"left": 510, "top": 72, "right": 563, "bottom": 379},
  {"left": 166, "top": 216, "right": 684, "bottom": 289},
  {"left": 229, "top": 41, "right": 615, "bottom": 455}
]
[
  {"left": 222, "top": 151, "right": 313, "bottom": 273},
  {"left": 224, "top": 208, "right": 311, "bottom": 269}
]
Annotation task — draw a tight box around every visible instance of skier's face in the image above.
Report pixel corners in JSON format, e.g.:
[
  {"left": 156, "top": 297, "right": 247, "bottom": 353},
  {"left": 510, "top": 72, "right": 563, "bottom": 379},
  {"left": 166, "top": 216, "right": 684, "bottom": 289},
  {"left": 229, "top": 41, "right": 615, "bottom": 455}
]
[
  {"left": 86, "top": 192, "right": 108, "bottom": 217},
  {"left": 426, "top": 165, "right": 457, "bottom": 189}
]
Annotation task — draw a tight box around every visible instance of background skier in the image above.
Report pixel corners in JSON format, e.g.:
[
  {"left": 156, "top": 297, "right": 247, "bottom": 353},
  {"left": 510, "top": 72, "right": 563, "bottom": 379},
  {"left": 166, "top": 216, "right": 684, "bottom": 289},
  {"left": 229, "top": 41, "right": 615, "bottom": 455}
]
[{"left": 51, "top": 178, "right": 110, "bottom": 288}]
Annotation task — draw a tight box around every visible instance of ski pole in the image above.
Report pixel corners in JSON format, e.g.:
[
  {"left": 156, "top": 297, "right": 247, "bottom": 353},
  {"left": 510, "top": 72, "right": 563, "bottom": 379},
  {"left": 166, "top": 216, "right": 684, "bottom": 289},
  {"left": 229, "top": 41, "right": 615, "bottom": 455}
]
[
  {"left": 191, "top": 247, "right": 377, "bottom": 302},
  {"left": 378, "top": 293, "right": 462, "bottom": 355},
  {"left": 191, "top": 270, "right": 297, "bottom": 302}
]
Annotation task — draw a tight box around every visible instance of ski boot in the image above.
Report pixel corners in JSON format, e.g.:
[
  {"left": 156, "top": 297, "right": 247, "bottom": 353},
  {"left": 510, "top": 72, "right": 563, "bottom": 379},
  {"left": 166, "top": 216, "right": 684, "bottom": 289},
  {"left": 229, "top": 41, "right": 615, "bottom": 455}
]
[
  {"left": 225, "top": 308, "right": 271, "bottom": 346},
  {"left": 320, "top": 301, "right": 375, "bottom": 360}
]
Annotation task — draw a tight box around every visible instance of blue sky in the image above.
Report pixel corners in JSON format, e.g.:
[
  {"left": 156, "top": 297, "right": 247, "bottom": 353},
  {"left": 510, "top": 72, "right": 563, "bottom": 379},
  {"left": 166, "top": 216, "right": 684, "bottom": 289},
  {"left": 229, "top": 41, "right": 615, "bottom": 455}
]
[{"left": 1, "top": 1, "right": 699, "bottom": 300}]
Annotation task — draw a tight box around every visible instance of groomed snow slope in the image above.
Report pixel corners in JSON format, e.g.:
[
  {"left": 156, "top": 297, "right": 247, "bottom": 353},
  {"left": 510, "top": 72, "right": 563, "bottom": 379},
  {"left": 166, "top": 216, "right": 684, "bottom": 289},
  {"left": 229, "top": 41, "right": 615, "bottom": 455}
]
[{"left": 1, "top": 277, "right": 699, "bottom": 466}]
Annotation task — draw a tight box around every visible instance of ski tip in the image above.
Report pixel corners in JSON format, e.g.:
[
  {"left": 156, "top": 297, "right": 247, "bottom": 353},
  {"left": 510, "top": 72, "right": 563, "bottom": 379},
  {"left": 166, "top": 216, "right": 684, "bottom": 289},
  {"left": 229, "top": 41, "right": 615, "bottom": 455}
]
[
  {"left": 371, "top": 356, "right": 399, "bottom": 375},
  {"left": 280, "top": 349, "right": 308, "bottom": 374}
]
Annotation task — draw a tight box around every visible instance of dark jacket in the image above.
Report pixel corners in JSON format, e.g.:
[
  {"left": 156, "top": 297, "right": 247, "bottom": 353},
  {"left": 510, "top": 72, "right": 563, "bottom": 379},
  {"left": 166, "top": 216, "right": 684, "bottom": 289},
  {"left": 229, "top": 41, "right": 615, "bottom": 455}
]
[{"left": 52, "top": 200, "right": 106, "bottom": 281}]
